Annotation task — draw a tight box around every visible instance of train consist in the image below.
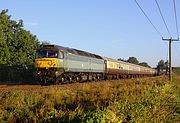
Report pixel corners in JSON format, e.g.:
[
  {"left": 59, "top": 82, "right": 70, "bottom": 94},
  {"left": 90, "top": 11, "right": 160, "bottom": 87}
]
[{"left": 35, "top": 45, "right": 157, "bottom": 85}]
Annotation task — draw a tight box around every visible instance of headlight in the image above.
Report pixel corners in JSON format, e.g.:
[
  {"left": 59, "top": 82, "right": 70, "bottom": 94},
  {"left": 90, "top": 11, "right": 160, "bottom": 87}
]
[
  {"left": 55, "top": 71, "right": 59, "bottom": 76},
  {"left": 37, "top": 71, "right": 41, "bottom": 75}
]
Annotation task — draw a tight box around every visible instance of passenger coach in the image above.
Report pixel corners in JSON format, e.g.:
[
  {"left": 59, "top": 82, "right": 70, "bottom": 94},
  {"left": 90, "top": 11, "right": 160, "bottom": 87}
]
[{"left": 104, "top": 57, "right": 157, "bottom": 79}]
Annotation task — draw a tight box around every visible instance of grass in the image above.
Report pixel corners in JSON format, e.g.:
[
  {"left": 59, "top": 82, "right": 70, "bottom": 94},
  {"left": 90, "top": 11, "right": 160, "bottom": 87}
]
[{"left": 0, "top": 72, "right": 180, "bottom": 122}]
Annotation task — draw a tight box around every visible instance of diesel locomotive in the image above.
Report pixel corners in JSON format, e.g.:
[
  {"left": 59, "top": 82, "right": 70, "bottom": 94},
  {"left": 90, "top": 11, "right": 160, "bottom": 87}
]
[{"left": 35, "top": 45, "right": 157, "bottom": 85}]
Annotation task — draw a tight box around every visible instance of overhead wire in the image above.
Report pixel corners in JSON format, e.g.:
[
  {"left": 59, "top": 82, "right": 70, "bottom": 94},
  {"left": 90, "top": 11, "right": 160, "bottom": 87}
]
[
  {"left": 173, "top": 0, "right": 179, "bottom": 39},
  {"left": 134, "top": 0, "right": 179, "bottom": 66},
  {"left": 134, "top": 0, "right": 163, "bottom": 37},
  {"left": 154, "top": 0, "right": 171, "bottom": 37}
]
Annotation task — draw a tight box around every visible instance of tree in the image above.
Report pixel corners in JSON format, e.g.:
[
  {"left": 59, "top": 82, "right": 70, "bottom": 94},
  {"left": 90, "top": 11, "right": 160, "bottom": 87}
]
[
  {"left": 157, "top": 60, "right": 168, "bottom": 75},
  {"left": 157, "top": 59, "right": 168, "bottom": 70},
  {"left": 0, "top": 9, "right": 40, "bottom": 66},
  {"left": 117, "top": 58, "right": 126, "bottom": 62},
  {"left": 165, "top": 60, "right": 168, "bottom": 68},
  {"left": 0, "top": 10, "right": 11, "bottom": 64},
  {"left": 139, "top": 62, "right": 150, "bottom": 68},
  {"left": 127, "top": 57, "right": 139, "bottom": 64},
  {"left": 40, "top": 40, "right": 50, "bottom": 47},
  {"left": 157, "top": 60, "right": 166, "bottom": 69}
]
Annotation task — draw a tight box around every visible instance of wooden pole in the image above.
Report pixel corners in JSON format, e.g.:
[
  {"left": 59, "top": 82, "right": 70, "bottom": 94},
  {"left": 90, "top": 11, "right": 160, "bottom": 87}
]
[{"left": 162, "top": 37, "right": 179, "bottom": 81}]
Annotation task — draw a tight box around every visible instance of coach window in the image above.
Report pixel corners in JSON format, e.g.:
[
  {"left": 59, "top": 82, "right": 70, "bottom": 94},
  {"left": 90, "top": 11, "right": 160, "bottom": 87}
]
[
  {"left": 59, "top": 51, "right": 64, "bottom": 59},
  {"left": 116, "top": 64, "right": 119, "bottom": 69}
]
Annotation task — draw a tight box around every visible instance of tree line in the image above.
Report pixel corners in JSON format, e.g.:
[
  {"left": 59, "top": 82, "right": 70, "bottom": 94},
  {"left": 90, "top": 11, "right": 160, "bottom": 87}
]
[
  {"left": 118, "top": 57, "right": 168, "bottom": 70},
  {"left": 118, "top": 57, "right": 151, "bottom": 68}
]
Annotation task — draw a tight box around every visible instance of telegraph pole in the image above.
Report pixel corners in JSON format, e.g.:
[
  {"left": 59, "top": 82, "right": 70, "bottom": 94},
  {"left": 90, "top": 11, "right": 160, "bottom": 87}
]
[{"left": 162, "top": 37, "right": 179, "bottom": 81}]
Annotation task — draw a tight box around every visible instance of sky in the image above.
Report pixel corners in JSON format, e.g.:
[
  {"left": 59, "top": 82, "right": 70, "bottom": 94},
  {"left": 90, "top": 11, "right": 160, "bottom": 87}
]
[{"left": 0, "top": 0, "right": 180, "bottom": 67}]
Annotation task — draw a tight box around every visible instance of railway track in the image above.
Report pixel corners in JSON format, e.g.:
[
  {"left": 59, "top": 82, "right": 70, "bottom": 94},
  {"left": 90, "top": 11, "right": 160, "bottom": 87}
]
[
  {"left": 0, "top": 76, "right": 161, "bottom": 93},
  {"left": 0, "top": 85, "right": 44, "bottom": 91},
  {"left": 0, "top": 80, "right": 104, "bottom": 92}
]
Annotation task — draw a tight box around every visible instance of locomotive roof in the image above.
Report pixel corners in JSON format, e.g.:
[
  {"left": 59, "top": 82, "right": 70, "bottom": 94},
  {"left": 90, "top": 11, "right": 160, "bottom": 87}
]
[{"left": 40, "top": 45, "right": 103, "bottom": 59}]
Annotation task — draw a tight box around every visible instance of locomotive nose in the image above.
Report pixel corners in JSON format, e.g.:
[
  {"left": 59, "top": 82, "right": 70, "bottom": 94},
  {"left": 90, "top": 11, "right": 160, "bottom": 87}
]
[{"left": 35, "top": 58, "right": 57, "bottom": 68}]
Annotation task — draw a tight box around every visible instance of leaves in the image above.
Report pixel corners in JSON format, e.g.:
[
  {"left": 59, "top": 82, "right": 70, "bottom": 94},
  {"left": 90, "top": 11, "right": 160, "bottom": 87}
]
[
  {"left": 139, "top": 62, "right": 151, "bottom": 68},
  {"left": 0, "top": 9, "right": 40, "bottom": 66},
  {"left": 127, "top": 57, "right": 139, "bottom": 64}
]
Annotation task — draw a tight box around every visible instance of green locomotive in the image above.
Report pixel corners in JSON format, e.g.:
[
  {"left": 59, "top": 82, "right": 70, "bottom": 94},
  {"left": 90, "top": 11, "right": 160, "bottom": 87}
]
[{"left": 35, "top": 45, "right": 105, "bottom": 85}]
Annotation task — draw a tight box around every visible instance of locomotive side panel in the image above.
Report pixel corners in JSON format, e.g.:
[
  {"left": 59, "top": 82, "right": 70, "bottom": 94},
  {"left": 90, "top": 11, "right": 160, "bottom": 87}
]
[
  {"left": 89, "top": 58, "right": 105, "bottom": 73},
  {"left": 64, "top": 53, "right": 104, "bottom": 73},
  {"left": 65, "top": 53, "right": 90, "bottom": 72}
]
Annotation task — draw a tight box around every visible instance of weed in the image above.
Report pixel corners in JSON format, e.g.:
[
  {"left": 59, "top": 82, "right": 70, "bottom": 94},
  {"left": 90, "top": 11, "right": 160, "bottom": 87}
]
[{"left": 0, "top": 72, "right": 180, "bottom": 122}]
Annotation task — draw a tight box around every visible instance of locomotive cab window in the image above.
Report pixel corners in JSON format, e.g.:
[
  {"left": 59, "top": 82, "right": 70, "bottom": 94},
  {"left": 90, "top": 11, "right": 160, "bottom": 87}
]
[
  {"left": 36, "top": 50, "right": 46, "bottom": 58},
  {"left": 36, "top": 50, "right": 58, "bottom": 58},
  {"left": 47, "top": 51, "right": 58, "bottom": 58}
]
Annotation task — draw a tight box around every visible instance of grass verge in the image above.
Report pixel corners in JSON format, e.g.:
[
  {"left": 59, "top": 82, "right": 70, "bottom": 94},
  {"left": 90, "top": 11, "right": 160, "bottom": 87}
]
[{"left": 0, "top": 72, "right": 180, "bottom": 122}]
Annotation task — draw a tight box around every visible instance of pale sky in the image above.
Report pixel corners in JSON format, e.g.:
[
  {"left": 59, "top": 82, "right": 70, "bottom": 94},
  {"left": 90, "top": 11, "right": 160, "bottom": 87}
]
[{"left": 1, "top": 0, "right": 180, "bottom": 67}]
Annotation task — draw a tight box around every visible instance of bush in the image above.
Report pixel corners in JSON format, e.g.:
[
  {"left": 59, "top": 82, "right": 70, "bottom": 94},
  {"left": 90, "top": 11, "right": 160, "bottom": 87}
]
[{"left": 0, "top": 65, "right": 36, "bottom": 84}]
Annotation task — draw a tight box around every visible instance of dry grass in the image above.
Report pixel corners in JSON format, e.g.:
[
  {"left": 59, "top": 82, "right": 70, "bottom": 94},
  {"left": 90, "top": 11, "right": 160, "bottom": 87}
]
[{"left": 0, "top": 74, "right": 179, "bottom": 122}]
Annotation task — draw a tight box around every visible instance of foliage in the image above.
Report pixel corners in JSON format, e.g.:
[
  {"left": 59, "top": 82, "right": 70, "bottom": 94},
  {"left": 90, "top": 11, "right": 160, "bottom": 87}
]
[
  {"left": 118, "top": 57, "right": 151, "bottom": 68},
  {"left": 157, "top": 59, "right": 168, "bottom": 69},
  {"left": 0, "top": 75, "right": 179, "bottom": 122},
  {"left": 39, "top": 40, "right": 51, "bottom": 48},
  {"left": 127, "top": 56, "right": 139, "bottom": 64},
  {"left": 138, "top": 62, "right": 150, "bottom": 68},
  {"left": 117, "top": 58, "right": 126, "bottom": 62},
  {"left": 0, "top": 9, "right": 40, "bottom": 66},
  {"left": 0, "top": 65, "right": 35, "bottom": 84}
]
